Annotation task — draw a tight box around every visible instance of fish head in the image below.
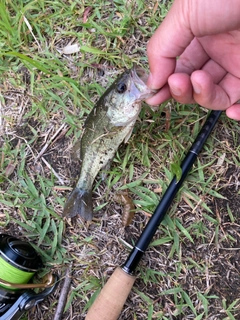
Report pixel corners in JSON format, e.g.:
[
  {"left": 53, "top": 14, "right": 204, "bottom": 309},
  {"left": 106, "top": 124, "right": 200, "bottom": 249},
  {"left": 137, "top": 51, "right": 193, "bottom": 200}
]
[{"left": 106, "top": 66, "right": 157, "bottom": 126}]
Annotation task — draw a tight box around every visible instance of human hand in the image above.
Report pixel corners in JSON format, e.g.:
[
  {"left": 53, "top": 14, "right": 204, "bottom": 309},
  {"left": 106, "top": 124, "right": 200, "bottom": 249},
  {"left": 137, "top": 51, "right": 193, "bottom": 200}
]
[{"left": 146, "top": 0, "right": 240, "bottom": 120}]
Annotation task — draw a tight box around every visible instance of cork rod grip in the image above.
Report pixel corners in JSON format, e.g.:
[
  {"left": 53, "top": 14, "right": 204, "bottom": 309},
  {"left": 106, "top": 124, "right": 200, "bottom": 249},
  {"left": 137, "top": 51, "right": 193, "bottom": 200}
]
[{"left": 85, "top": 267, "right": 136, "bottom": 320}]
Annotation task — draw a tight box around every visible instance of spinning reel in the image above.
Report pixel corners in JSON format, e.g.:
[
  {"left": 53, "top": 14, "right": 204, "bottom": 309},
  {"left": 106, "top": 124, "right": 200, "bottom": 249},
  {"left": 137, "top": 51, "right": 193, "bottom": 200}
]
[{"left": 0, "top": 234, "right": 58, "bottom": 320}]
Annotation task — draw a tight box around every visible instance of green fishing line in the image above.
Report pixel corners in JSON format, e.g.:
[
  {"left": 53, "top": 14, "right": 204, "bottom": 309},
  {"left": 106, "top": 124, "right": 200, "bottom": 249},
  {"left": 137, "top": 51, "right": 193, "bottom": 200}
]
[{"left": 0, "top": 257, "right": 34, "bottom": 289}]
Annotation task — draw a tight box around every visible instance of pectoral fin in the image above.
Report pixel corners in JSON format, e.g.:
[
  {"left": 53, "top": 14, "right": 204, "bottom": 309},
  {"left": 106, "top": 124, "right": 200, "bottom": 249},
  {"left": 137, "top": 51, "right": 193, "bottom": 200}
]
[{"left": 124, "top": 125, "right": 134, "bottom": 143}]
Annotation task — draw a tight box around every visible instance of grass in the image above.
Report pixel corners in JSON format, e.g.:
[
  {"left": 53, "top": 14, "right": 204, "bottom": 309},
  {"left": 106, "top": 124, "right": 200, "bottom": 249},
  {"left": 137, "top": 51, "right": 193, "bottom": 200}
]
[{"left": 0, "top": 0, "right": 240, "bottom": 319}]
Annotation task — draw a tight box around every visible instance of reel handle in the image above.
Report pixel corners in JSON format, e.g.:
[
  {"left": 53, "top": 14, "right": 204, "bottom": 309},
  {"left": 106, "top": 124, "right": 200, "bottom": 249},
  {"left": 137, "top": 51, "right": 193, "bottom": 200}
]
[
  {"left": 0, "top": 272, "right": 55, "bottom": 290},
  {"left": 0, "top": 274, "right": 58, "bottom": 320}
]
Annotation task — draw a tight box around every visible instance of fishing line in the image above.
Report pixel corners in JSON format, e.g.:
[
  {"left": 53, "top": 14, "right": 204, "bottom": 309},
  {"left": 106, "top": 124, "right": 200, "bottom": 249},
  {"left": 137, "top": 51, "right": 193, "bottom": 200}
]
[
  {"left": 0, "top": 257, "right": 35, "bottom": 289},
  {"left": 0, "top": 234, "right": 42, "bottom": 291}
]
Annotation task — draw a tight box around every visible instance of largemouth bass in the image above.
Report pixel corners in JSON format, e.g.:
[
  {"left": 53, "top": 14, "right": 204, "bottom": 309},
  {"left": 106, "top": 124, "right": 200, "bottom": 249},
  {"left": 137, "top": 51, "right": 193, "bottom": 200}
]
[{"left": 63, "top": 66, "right": 156, "bottom": 221}]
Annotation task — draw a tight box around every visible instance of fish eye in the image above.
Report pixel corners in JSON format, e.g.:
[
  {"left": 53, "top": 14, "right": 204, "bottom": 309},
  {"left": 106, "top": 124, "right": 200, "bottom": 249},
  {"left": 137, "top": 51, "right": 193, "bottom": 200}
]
[{"left": 116, "top": 82, "right": 127, "bottom": 94}]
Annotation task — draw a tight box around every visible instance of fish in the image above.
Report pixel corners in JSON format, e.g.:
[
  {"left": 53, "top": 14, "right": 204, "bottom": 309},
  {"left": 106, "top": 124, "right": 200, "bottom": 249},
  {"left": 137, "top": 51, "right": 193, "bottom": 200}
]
[
  {"left": 113, "top": 191, "right": 135, "bottom": 227},
  {"left": 63, "top": 65, "right": 156, "bottom": 221}
]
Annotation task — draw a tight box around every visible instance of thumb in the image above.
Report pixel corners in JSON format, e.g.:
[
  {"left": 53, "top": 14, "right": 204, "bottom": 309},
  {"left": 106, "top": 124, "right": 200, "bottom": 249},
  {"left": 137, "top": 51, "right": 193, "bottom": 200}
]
[{"left": 147, "top": 0, "right": 194, "bottom": 90}]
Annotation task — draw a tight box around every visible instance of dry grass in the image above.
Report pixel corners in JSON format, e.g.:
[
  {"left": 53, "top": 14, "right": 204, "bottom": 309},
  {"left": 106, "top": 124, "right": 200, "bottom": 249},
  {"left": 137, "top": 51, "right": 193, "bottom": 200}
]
[{"left": 0, "top": 1, "right": 240, "bottom": 319}]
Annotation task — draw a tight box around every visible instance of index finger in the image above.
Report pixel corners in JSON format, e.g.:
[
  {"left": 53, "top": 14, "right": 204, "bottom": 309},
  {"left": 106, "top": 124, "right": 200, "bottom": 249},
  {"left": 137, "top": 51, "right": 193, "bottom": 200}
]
[{"left": 147, "top": 1, "right": 194, "bottom": 90}]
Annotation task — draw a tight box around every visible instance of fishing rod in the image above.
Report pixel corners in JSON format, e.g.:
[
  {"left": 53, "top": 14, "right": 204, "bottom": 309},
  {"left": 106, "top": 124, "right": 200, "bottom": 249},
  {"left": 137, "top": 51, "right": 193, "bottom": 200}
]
[{"left": 86, "top": 109, "right": 222, "bottom": 320}]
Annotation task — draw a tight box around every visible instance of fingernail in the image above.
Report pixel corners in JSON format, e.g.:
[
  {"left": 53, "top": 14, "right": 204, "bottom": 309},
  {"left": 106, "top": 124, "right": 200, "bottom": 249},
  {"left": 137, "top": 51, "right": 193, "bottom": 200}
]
[
  {"left": 193, "top": 81, "right": 201, "bottom": 94},
  {"left": 170, "top": 85, "right": 182, "bottom": 96}
]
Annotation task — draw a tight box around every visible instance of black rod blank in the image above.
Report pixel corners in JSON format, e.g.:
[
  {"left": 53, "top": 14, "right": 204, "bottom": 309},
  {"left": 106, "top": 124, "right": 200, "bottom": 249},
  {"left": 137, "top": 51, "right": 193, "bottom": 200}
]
[{"left": 122, "top": 110, "right": 222, "bottom": 274}]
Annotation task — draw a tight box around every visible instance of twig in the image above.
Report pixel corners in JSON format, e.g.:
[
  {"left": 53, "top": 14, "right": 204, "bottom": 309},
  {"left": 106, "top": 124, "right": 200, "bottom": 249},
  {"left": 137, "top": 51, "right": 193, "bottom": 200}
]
[
  {"left": 53, "top": 264, "right": 72, "bottom": 320},
  {"left": 35, "top": 123, "right": 66, "bottom": 161},
  {"left": 42, "top": 157, "right": 65, "bottom": 184}
]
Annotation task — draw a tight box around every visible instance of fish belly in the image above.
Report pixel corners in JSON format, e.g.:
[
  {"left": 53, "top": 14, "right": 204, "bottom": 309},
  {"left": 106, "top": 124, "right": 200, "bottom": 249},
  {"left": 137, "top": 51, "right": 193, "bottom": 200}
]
[{"left": 63, "top": 123, "right": 135, "bottom": 221}]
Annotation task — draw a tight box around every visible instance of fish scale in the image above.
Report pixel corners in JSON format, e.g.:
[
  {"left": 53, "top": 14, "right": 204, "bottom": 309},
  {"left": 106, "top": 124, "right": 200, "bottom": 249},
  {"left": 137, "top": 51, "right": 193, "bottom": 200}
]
[{"left": 63, "top": 66, "right": 157, "bottom": 221}]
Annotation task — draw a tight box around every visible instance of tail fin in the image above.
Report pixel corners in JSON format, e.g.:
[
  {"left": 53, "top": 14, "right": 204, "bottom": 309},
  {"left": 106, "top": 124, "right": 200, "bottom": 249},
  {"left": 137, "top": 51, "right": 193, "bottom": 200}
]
[{"left": 63, "top": 187, "right": 93, "bottom": 221}]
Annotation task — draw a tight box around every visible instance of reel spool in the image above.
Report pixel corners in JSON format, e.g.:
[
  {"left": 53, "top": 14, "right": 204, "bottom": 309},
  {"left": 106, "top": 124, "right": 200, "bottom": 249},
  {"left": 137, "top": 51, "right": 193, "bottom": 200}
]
[{"left": 0, "top": 234, "right": 53, "bottom": 318}]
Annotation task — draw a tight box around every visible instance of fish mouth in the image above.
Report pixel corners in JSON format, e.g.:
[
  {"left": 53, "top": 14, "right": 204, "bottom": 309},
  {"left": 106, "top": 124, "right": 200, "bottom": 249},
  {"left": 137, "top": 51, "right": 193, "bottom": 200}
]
[{"left": 131, "top": 65, "right": 158, "bottom": 101}]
